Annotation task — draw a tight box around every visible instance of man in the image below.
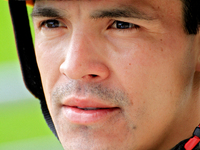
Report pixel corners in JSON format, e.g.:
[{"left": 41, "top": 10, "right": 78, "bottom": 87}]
[{"left": 8, "top": 0, "right": 200, "bottom": 149}]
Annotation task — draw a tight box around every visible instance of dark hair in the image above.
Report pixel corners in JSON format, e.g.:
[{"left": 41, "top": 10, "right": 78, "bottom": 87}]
[{"left": 182, "top": 0, "right": 200, "bottom": 34}]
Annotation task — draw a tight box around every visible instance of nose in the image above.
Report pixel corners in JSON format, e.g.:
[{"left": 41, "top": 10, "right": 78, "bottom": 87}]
[{"left": 60, "top": 32, "right": 109, "bottom": 82}]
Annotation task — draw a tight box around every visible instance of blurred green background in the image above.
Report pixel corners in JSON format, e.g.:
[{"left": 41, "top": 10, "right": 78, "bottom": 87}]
[{"left": 0, "top": 1, "right": 63, "bottom": 149}]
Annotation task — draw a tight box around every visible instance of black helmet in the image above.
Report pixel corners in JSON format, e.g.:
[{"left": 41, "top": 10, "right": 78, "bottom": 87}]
[{"left": 8, "top": 0, "right": 58, "bottom": 139}]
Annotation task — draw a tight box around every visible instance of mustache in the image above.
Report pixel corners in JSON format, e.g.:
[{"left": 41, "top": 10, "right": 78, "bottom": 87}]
[{"left": 51, "top": 80, "right": 129, "bottom": 106}]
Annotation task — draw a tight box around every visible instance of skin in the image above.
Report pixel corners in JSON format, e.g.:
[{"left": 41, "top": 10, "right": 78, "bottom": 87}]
[{"left": 32, "top": 0, "right": 200, "bottom": 149}]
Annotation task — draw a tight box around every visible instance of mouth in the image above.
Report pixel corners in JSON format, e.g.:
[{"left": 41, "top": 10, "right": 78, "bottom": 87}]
[
  {"left": 76, "top": 106, "right": 112, "bottom": 110},
  {"left": 62, "top": 98, "right": 120, "bottom": 124}
]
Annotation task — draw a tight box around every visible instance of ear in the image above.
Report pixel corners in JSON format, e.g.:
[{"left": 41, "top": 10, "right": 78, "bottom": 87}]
[{"left": 195, "top": 31, "right": 200, "bottom": 72}]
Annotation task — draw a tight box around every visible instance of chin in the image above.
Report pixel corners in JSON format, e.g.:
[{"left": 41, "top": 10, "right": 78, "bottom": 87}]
[{"left": 56, "top": 124, "right": 135, "bottom": 150}]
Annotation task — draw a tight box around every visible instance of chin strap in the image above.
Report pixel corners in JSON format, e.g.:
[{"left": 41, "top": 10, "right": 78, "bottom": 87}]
[
  {"left": 8, "top": 0, "right": 59, "bottom": 139},
  {"left": 171, "top": 125, "right": 200, "bottom": 150},
  {"left": 184, "top": 125, "right": 200, "bottom": 150}
]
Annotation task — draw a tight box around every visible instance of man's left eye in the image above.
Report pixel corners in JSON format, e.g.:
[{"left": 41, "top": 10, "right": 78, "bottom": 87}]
[{"left": 111, "top": 21, "right": 139, "bottom": 29}]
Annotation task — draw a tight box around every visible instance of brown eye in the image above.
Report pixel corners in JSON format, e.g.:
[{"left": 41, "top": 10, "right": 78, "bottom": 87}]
[
  {"left": 111, "top": 21, "right": 139, "bottom": 29},
  {"left": 41, "top": 20, "right": 65, "bottom": 28}
]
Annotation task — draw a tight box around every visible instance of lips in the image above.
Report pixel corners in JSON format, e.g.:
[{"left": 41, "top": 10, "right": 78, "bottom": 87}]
[
  {"left": 62, "top": 98, "right": 120, "bottom": 124},
  {"left": 76, "top": 107, "right": 109, "bottom": 110}
]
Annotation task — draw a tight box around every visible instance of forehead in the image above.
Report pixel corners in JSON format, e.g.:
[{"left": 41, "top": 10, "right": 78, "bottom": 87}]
[
  {"left": 33, "top": 0, "right": 183, "bottom": 20},
  {"left": 33, "top": 0, "right": 182, "bottom": 10}
]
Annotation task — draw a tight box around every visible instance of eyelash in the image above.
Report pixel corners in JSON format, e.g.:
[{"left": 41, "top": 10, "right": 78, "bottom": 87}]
[
  {"left": 40, "top": 19, "right": 66, "bottom": 29},
  {"left": 110, "top": 20, "right": 140, "bottom": 30}
]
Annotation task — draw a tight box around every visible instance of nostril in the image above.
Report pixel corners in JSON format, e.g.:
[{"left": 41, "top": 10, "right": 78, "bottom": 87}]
[{"left": 90, "top": 74, "right": 98, "bottom": 77}]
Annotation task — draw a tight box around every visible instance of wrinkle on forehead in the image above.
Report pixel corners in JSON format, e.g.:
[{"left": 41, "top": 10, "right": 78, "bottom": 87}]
[{"left": 32, "top": 0, "right": 159, "bottom": 20}]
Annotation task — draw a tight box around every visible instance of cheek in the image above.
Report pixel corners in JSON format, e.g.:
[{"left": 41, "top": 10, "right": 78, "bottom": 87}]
[
  {"left": 110, "top": 34, "right": 195, "bottom": 118},
  {"left": 35, "top": 38, "right": 66, "bottom": 102},
  {"left": 112, "top": 32, "right": 194, "bottom": 88},
  {"left": 106, "top": 36, "right": 196, "bottom": 146}
]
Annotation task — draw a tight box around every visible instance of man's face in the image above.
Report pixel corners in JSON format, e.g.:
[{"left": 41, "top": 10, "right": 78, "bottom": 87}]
[{"left": 32, "top": 0, "right": 200, "bottom": 149}]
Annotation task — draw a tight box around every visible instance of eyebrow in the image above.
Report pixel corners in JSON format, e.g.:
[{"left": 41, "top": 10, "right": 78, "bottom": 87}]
[
  {"left": 91, "top": 7, "right": 155, "bottom": 20},
  {"left": 31, "top": 7, "right": 66, "bottom": 18},
  {"left": 31, "top": 5, "right": 155, "bottom": 21}
]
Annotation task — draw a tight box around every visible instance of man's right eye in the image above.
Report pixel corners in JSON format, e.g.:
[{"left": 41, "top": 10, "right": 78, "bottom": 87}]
[{"left": 40, "top": 20, "right": 66, "bottom": 28}]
